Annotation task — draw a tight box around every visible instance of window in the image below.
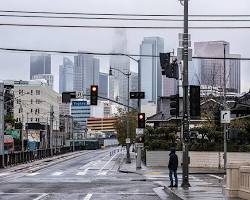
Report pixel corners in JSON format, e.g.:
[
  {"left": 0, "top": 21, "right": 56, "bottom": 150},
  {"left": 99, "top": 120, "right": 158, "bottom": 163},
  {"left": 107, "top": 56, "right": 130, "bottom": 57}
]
[
  {"left": 36, "top": 90, "right": 40, "bottom": 95},
  {"left": 31, "top": 109, "right": 33, "bottom": 113},
  {"left": 31, "top": 99, "right": 33, "bottom": 104},
  {"left": 30, "top": 118, "right": 33, "bottom": 122},
  {"left": 16, "top": 99, "right": 21, "bottom": 104},
  {"left": 30, "top": 90, "right": 33, "bottom": 95},
  {"left": 36, "top": 99, "right": 41, "bottom": 104}
]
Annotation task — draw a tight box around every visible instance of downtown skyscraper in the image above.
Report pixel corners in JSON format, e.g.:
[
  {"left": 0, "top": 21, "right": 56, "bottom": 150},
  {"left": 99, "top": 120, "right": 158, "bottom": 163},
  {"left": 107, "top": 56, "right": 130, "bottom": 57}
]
[
  {"left": 109, "top": 29, "right": 130, "bottom": 106},
  {"left": 73, "top": 53, "right": 99, "bottom": 95},
  {"left": 30, "top": 54, "right": 51, "bottom": 79},
  {"left": 59, "top": 57, "right": 74, "bottom": 94},
  {"left": 140, "top": 37, "right": 166, "bottom": 103},
  {"left": 194, "top": 41, "right": 241, "bottom": 93}
]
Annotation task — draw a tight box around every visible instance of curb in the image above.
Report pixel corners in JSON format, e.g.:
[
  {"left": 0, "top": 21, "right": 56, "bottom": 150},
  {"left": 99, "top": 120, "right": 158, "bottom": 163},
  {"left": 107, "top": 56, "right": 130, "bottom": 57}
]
[
  {"left": 163, "top": 186, "right": 185, "bottom": 200},
  {"left": 118, "top": 155, "right": 143, "bottom": 175}
]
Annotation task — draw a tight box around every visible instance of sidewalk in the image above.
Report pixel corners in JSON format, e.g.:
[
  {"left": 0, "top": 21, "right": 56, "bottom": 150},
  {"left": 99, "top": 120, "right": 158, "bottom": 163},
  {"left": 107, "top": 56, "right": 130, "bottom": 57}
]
[{"left": 119, "top": 152, "right": 243, "bottom": 200}]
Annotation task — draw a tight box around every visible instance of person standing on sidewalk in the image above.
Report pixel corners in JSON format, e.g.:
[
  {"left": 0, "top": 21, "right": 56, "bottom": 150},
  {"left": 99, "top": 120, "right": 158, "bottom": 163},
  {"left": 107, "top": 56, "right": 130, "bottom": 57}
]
[{"left": 168, "top": 147, "right": 178, "bottom": 187}]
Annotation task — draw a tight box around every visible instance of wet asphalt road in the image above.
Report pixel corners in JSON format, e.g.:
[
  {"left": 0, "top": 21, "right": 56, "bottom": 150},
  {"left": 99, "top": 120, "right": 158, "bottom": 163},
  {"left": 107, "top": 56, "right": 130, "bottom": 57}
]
[{"left": 0, "top": 147, "right": 167, "bottom": 200}]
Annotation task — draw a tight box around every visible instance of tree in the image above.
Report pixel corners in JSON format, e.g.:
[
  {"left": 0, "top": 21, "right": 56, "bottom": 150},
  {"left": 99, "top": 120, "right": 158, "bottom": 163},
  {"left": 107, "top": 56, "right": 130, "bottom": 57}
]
[{"left": 114, "top": 108, "right": 137, "bottom": 145}]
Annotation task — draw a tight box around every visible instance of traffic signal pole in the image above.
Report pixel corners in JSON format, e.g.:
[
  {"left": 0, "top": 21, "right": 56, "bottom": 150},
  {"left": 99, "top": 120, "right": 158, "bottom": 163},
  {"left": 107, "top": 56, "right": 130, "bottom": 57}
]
[
  {"left": 126, "top": 74, "right": 131, "bottom": 163},
  {"left": 181, "top": 0, "right": 191, "bottom": 188}
]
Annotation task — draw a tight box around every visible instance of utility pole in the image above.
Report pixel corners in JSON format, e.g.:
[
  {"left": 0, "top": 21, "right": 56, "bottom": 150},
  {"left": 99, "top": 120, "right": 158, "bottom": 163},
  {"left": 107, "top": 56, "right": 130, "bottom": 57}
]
[
  {"left": 50, "top": 105, "right": 54, "bottom": 156},
  {"left": 223, "top": 43, "right": 227, "bottom": 170},
  {"left": 126, "top": 73, "right": 131, "bottom": 163},
  {"left": 181, "top": 0, "right": 191, "bottom": 188},
  {"left": 0, "top": 82, "right": 5, "bottom": 168},
  {"left": 136, "top": 60, "right": 142, "bottom": 169}
]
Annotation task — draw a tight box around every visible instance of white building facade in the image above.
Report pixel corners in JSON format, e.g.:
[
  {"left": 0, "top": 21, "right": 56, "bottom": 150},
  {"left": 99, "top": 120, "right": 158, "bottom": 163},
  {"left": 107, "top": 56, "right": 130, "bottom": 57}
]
[{"left": 14, "top": 80, "right": 60, "bottom": 129}]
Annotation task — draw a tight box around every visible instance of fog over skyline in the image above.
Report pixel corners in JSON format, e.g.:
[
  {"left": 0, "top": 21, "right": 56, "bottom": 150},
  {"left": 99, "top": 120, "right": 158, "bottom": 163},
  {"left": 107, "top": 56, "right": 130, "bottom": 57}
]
[{"left": 0, "top": 0, "right": 250, "bottom": 93}]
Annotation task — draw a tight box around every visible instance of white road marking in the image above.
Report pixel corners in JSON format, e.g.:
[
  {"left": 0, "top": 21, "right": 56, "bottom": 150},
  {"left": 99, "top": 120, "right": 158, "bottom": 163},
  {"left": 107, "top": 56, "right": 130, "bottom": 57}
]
[
  {"left": 26, "top": 172, "right": 40, "bottom": 176},
  {"left": 52, "top": 171, "right": 64, "bottom": 176},
  {"left": 79, "top": 161, "right": 95, "bottom": 170},
  {"left": 97, "top": 153, "right": 118, "bottom": 175},
  {"left": 0, "top": 172, "right": 10, "bottom": 177},
  {"left": 209, "top": 174, "right": 224, "bottom": 180},
  {"left": 33, "top": 193, "right": 48, "bottom": 200},
  {"left": 76, "top": 168, "right": 89, "bottom": 176},
  {"left": 83, "top": 193, "right": 93, "bottom": 200}
]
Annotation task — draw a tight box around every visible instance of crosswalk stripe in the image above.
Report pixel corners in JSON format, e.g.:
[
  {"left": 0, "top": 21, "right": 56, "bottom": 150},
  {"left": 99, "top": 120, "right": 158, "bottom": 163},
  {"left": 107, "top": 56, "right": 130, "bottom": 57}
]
[
  {"left": 83, "top": 193, "right": 93, "bottom": 200},
  {"left": 209, "top": 174, "right": 224, "bottom": 180},
  {"left": 26, "top": 172, "right": 40, "bottom": 176},
  {"left": 0, "top": 172, "right": 11, "bottom": 177},
  {"left": 52, "top": 171, "right": 64, "bottom": 176},
  {"left": 77, "top": 168, "right": 89, "bottom": 176},
  {"left": 97, "top": 171, "right": 107, "bottom": 176}
]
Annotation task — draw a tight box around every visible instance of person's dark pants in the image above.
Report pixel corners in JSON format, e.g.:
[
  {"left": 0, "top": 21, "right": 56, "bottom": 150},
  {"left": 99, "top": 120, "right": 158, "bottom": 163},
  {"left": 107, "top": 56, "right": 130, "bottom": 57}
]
[{"left": 169, "top": 169, "right": 178, "bottom": 186}]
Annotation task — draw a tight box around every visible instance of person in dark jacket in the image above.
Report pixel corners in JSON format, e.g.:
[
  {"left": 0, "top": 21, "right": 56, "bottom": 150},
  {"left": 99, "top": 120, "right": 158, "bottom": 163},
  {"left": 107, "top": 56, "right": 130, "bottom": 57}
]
[{"left": 168, "top": 147, "right": 178, "bottom": 187}]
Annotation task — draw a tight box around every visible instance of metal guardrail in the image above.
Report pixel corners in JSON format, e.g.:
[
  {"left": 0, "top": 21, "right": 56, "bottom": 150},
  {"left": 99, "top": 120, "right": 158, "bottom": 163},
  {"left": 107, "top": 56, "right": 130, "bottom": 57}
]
[{"left": 0, "top": 146, "right": 85, "bottom": 168}]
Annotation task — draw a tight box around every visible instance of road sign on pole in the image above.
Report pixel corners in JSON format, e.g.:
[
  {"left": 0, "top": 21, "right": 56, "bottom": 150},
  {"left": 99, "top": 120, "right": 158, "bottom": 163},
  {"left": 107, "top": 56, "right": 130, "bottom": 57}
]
[
  {"left": 76, "top": 91, "right": 84, "bottom": 99},
  {"left": 135, "top": 143, "right": 144, "bottom": 148},
  {"left": 136, "top": 128, "right": 144, "bottom": 136},
  {"left": 126, "top": 138, "right": 131, "bottom": 144},
  {"left": 221, "top": 110, "right": 231, "bottom": 124}
]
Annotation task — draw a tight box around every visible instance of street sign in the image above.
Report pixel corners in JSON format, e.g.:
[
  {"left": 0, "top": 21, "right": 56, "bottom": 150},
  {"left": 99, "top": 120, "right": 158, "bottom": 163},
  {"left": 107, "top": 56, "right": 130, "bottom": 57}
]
[
  {"left": 135, "top": 143, "right": 144, "bottom": 148},
  {"left": 177, "top": 48, "right": 192, "bottom": 61},
  {"left": 130, "top": 92, "right": 145, "bottom": 99},
  {"left": 136, "top": 128, "right": 144, "bottom": 136},
  {"left": 126, "top": 138, "right": 131, "bottom": 144},
  {"left": 221, "top": 110, "right": 231, "bottom": 124},
  {"left": 76, "top": 91, "right": 84, "bottom": 99}
]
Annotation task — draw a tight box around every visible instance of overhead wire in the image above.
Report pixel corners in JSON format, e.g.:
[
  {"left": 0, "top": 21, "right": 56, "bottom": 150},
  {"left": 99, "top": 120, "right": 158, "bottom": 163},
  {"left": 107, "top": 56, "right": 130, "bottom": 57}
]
[
  {"left": 1, "top": 10, "right": 250, "bottom": 18},
  {"left": 0, "top": 23, "right": 250, "bottom": 29},
  {"left": 0, "top": 47, "right": 250, "bottom": 61},
  {"left": 1, "top": 14, "right": 250, "bottom": 22}
]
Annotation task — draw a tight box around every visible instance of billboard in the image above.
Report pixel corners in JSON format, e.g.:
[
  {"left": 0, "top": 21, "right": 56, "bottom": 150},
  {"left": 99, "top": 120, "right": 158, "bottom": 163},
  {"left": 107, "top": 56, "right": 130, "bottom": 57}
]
[{"left": 27, "top": 130, "right": 40, "bottom": 142}]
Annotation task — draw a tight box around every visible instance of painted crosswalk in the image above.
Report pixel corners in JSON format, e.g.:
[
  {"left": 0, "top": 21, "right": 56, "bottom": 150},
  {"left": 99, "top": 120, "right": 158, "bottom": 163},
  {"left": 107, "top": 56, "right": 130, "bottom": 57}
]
[{"left": 52, "top": 171, "right": 64, "bottom": 176}]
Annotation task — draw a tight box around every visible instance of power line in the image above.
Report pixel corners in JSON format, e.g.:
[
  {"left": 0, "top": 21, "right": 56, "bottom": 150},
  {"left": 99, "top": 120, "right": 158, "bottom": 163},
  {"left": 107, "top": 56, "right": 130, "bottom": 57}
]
[
  {"left": 1, "top": 14, "right": 250, "bottom": 22},
  {"left": 0, "top": 47, "right": 250, "bottom": 61},
  {"left": 1, "top": 10, "right": 250, "bottom": 18},
  {"left": 1, "top": 23, "right": 250, "bottom": 29}
]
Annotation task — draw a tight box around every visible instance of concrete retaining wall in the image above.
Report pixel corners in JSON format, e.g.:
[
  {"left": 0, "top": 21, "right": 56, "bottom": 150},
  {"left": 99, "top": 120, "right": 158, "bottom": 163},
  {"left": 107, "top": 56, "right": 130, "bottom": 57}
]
[{"left": 146, "top": 151, "right": 250, "bottom": 168}]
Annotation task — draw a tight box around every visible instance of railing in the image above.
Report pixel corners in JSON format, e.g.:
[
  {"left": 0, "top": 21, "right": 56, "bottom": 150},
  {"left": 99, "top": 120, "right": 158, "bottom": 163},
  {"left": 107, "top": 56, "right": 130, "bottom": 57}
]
[
  {"left": 0, "top": 146, "right": 85, "bottom": 168},
  {"left": 225, "top": 162, "right": 250, "bottom": 200}
]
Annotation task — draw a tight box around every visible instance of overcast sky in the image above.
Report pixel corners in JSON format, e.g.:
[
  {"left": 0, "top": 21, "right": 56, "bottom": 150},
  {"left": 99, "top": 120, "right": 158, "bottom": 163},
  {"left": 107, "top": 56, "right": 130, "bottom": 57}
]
[{"left": 0, "top": 0, "right": 250, "bottom": 93}]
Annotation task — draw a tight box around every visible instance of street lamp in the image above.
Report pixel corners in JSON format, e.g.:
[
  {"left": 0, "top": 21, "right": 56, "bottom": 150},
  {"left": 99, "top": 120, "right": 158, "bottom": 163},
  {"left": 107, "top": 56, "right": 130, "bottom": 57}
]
[{"left": 109, "top": 66, "right": 132, "bottom": 163}]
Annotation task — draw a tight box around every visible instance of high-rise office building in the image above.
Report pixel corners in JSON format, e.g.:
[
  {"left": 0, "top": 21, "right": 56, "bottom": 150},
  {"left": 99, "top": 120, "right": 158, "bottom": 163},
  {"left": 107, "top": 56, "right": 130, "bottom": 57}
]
[
  {"left": 194, "top": 41, "right": 241, "bottom": 93},
  {"left": 109, "top": 29, "right": 130, "bottom": 106},
  {"left": 30, "top": 54, "right": 51, "bottom": 79},
  {"left": 59, "top": 57, "right": 74, "bottom": 94},
  {"left": 73, "top": 53, "right": 99, "bottom": 95},
  {"left": 140, "top": 37, "right": 164, "bottom": 103},
  {"left": 99, "top": 72, "right": 108, "bottom": 98}
]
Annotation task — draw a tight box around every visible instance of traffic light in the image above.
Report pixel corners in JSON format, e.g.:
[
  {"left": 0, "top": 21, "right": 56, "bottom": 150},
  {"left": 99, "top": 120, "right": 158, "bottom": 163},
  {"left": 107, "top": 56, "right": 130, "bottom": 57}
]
[
  {"left": 169, "top": 94, "right": 179, "bottom": 117},
  {"left": 160, "top": 53, "right": 171, "bottom": 76},
  {"left": 90, "top": 85, "right": 98, "bottom": 105},
  {"left": 138, "top": 113, "right": 145, "bottom": 128},
  {"left": 190, "top": 85, "right": 201, "bottom": 118},
  {"left": 166, "top": 61, "right": 179, "bottom": 79},
  {"left": 62, "top": 92, "right": 76, "bottom": 103}
]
